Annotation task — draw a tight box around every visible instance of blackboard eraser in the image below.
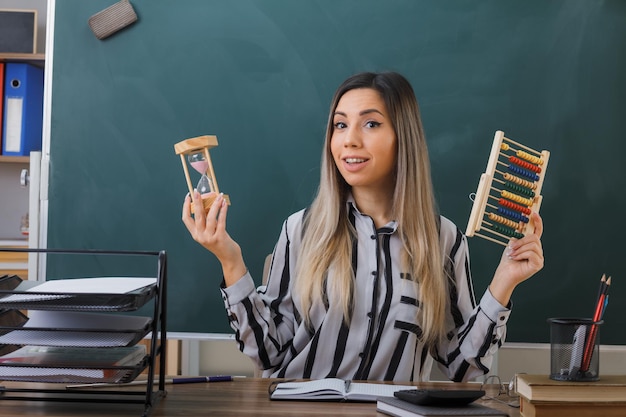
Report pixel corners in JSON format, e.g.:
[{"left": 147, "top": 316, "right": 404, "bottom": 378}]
[{"left": 88, "top": 0, "right": 138, "bottom": 40}]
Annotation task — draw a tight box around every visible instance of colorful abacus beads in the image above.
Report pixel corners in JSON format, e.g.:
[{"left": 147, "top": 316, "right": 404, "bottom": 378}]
[
  {"left": 490, "top": 224, "right": 525, "bottom": 239},
  {"left": 466, "top": 130, "right": 549, "bottom": 246},
  {"left": 496, "top": 206, "right": 529, "bottom": 223},
  {"left": 509, "top": 156, "right": 542, "bottom": 173},
  {"left": 507, "top": 164, "right": 540, "bottom": 182},
  {"left": 503, "top": 173, "right": 537, "bottom": 190},
  {"left": 501, "top": 143, "right": 545, "bottom": 166},
  {"left": 487, "top": 213, "right": 525, "bottom": 232},
  {"left": 498, "top": 198, "right": 531, "bottom": 215},
  {"left": 501, "top": 190, "right": 533, "bottom": 207},
  {"left": 504, "top": 182, "right": 535, "bottom": 198},
  {"left": 516, "top": 150, "right": 544, "bottom": 165}
]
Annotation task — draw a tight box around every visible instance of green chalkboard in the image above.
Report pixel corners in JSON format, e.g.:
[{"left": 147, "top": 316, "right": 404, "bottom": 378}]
[{"left": 48, "top": 0, "right": 626, "bottom": 343}]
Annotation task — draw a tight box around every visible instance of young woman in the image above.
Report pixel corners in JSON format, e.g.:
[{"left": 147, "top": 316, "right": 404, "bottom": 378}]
[{"left": 182, "top": 71, "right": 544, "bottom": 382}]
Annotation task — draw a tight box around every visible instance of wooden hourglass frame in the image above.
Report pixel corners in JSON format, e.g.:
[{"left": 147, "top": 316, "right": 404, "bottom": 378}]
[{"left": 174, "top": 135, "right": 230, "bottom": 214}]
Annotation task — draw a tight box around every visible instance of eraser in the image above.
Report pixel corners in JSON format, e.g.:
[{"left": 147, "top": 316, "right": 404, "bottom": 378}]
[{"left": 88, "top": 0, "right": 138, "bottom": 40}]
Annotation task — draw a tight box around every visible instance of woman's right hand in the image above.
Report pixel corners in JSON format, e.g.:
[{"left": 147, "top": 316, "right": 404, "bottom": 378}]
[{"left": 182, "top": 190, "right": 247, "bottom": 286}]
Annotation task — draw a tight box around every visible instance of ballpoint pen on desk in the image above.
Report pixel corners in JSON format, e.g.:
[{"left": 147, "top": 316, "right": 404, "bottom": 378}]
[
  {"left": 66, "top": 375, "right": 245, "bottom": 389},
  {"left": 580, "top": 275, "right": 611, "bottom": 373}
]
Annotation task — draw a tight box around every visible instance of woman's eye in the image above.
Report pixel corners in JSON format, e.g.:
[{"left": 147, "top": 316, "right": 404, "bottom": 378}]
[
  {"left": 365, "top": 121, "right": 381, "bottom": 128},
  {"left": 334, "top": 121, "right": 347, "bottom": 129}
]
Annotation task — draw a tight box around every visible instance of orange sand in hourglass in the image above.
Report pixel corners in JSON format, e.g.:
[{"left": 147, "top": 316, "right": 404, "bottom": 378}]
[{"left": 174, "top": 135, "right": 230, "bottom": 214}]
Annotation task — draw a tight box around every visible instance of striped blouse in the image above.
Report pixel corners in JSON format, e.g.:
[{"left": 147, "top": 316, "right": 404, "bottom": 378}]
[{"left": 220, "top": 200, "right": 510, "bottom": 382}]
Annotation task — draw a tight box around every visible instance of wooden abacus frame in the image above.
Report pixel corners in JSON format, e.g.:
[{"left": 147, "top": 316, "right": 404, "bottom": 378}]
[
  {"left": 466, "top": 130, "right": 550, "bottom": 246},
  {"left": 174, "top": 135, "right": 230, "bottom": 213}
]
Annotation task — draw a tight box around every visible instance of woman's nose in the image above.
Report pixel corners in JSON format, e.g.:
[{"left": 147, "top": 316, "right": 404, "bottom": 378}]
[{"left": 343, "top": 127, "right": 361, "bottom": 147}]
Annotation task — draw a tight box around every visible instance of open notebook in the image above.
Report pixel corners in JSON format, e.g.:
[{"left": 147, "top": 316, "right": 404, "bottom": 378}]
[{"left": 270, "top": 378, "right": 414, "bottom": 402}]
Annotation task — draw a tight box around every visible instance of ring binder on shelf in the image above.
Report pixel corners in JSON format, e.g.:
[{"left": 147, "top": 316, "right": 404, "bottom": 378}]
[{"left": 1, "top": 63, "right": 44, "bottom": 156}]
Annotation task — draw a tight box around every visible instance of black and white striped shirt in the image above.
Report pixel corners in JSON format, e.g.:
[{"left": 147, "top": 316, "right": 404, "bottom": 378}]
[{"left": 221, "top": 201, "right": 510, "bottom": 382}]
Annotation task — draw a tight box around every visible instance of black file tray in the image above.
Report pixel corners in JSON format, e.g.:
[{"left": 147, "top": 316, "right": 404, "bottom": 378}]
[
  {"left": 0, "top": 248, "right": 167, "bottom": 417},
  {"left": 0, "top": 309, "right": 152, "bottom": 347},
  {"left": 0, "top": 280, "right": 157, "bottom": 311},
  {"left": 0, "top": 355, "right": 149, "bottom": 383}
]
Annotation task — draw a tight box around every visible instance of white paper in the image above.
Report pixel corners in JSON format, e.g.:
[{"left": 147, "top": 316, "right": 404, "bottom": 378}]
[
  {"left": 0, "top": 367, "right": 107, "bottom": 379},
  {"left": 5, "top": 97, "right": 23, "bottom": 153},
  {"left": 25, "top": 277, "right": 157, "bottom": 294},
  {"left": 0, "top": 277, "right": 156, "bottom": 303}
]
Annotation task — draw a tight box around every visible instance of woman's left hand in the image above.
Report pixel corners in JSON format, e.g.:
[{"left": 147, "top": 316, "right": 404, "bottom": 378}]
[{"left": 489, "top": 212, "right": 544, "bottom": 305}]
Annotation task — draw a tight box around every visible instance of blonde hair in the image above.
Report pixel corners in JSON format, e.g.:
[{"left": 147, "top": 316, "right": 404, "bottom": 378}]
[{"left": 294, "top": 72, "right": 447, "bottom": 346}]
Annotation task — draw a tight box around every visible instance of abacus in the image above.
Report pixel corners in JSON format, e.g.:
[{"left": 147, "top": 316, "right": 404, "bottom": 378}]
[{"left": 466, "top": 130, "right": 550, "bottom": 246}]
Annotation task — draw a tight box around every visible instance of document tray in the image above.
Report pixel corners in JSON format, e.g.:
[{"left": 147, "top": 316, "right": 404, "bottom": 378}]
[
  {"left": 0, "top": 355, "right": 148, "bottom": 384},
  {"left": 0, "top": 280, "right": 156, "bottom": 311},
  {"left": 0, "top": 310, "right": 152, "bottom": 347}
]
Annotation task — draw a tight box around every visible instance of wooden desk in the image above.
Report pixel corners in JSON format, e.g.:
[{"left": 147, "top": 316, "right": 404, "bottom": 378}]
[{"left": 0, "top": 378, "right": 520, "bottom": 416}]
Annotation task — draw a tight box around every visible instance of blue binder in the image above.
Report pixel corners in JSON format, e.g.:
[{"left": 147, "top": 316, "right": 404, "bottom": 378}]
[{"left": 1, "top": 63, "right": 44, "bottom": 156}]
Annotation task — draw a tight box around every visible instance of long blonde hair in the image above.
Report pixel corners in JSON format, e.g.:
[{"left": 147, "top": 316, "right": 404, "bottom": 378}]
[{"left": 294, "top": 72, "right": 447, "bottom": 346}]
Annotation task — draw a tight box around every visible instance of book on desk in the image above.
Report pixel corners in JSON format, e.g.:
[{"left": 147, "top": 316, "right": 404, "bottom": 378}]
[{"left": 515, "top": 374, "right": 626, "bottom": 417}]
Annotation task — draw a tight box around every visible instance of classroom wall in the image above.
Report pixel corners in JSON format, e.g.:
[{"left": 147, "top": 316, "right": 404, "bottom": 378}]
[{"left": 194, "top": 339, "right": 626, "bottom": 384}]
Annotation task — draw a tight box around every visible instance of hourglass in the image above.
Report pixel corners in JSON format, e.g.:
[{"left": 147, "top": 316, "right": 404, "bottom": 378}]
[{"left": 174, "top": 135, "right": 230, "bottom": 214}]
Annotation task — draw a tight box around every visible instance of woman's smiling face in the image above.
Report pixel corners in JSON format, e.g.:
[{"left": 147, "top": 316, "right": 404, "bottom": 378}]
[{"left": 330, "top": 87, "right": 397, "bottom": 193}]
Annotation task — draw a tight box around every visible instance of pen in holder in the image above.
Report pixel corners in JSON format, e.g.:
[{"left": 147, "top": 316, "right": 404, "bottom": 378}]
[{"left": 548, "top": 317, "right": 602, "bottom": 382}]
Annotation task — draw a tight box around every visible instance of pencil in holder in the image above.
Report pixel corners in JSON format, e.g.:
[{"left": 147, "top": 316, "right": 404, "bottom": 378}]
[{"left": 548, "top": 317, "right": 602, "bottom": 382}]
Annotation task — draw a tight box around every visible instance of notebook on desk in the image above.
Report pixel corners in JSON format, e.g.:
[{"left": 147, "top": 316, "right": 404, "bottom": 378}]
[{"left": 269, "top": 378, "right": 414, "bottom": 401}]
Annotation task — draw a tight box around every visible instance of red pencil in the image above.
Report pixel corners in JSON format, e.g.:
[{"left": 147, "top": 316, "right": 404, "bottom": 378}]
[{"left": 580, "top": 275, "right": 611, "bottom": 372}]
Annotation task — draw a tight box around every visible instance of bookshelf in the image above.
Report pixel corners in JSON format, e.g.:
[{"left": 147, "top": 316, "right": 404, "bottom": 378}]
[
  {"left": 0, "top": 52, "right": 45, "bottom": 66},
  {"left": 0, "top": 156, "right": 29, "bottom": 163},
  {"left": 0, "top": 248, "right": 168, "bottom": 417},
  {"left": 0, "top": 52, "right": 44, "bottom": 240}
]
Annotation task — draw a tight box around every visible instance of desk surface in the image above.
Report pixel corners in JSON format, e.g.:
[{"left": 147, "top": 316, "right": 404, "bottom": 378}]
[{"left": 0, "top": 378, "right": 520, "bottom": 416}]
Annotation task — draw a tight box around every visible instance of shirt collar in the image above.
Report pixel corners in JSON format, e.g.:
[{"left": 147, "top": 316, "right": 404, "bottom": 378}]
[{"left": 346, "top": 193, "right": 398, "bottom": 234}]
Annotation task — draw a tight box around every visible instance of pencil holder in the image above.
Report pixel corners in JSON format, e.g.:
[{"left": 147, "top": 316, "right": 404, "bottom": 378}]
[{"left": 548, "top": 317, "right": 602, "bottom": 382}]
